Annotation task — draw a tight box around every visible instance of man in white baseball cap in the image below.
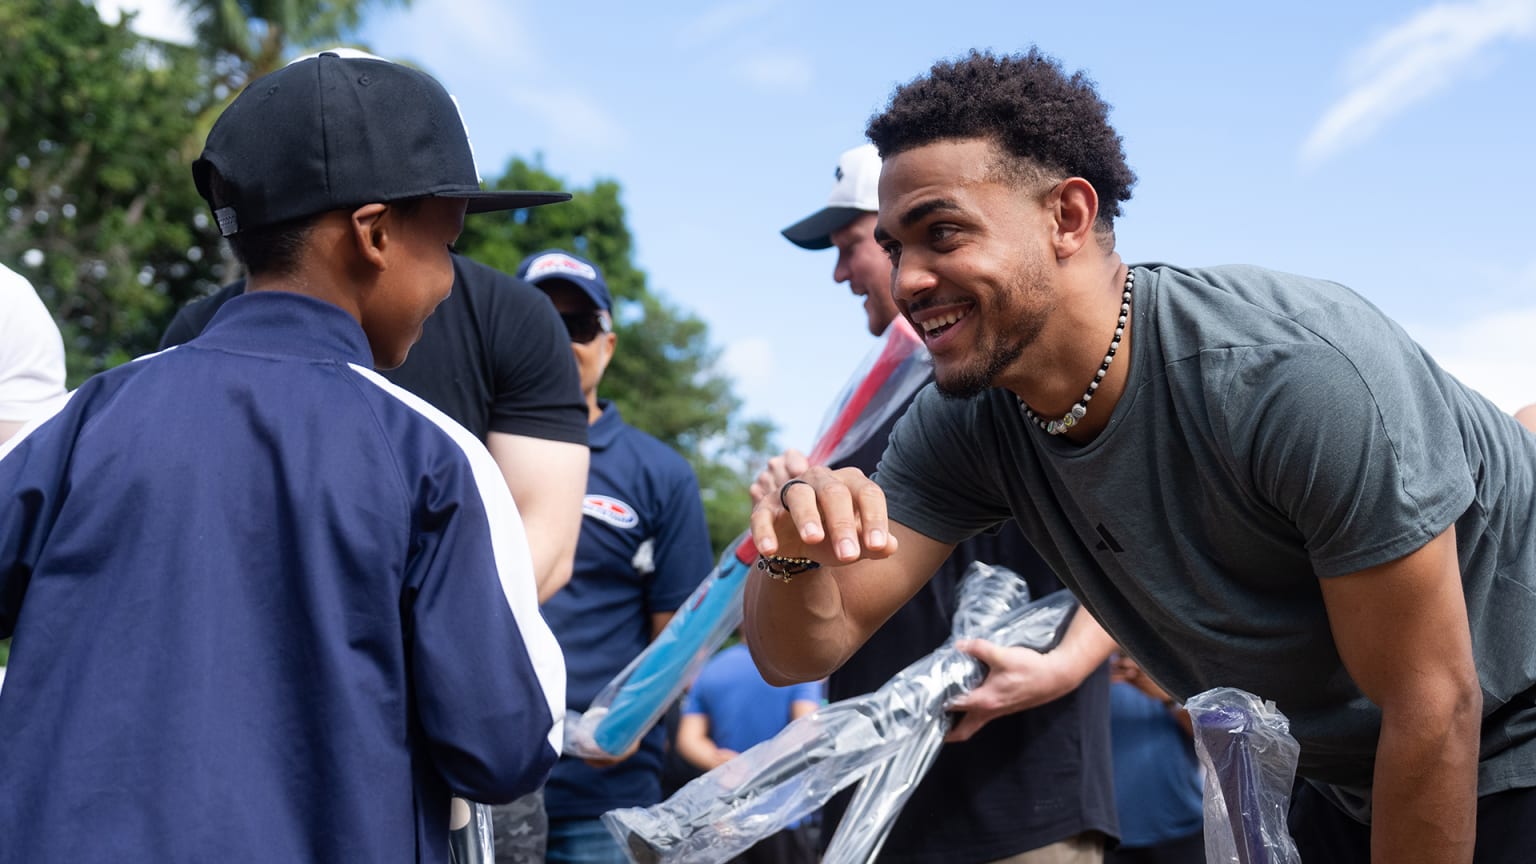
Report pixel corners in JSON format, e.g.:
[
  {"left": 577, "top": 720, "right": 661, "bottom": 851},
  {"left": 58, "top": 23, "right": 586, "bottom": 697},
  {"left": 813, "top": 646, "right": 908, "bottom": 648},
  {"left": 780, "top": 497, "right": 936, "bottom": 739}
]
[{"left": 781, "top": 144, "right": 901, "bottom": 338}]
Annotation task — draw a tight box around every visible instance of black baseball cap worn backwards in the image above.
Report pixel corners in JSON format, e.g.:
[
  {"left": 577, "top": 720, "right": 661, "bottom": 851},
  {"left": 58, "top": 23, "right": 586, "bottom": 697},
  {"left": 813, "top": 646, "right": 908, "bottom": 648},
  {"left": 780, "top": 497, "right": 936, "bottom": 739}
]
[{"left": 193, "top": 51, "right": 569, "bottom": 236}]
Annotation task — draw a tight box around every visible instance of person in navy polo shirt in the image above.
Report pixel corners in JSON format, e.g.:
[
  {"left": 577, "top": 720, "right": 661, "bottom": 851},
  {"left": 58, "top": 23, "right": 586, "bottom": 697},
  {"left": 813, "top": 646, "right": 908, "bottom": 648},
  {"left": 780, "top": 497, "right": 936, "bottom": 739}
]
[
  {"left": 517, "top": 249, "right": 715, "bottom": 864},
  {"left": 0, "top": 53, "right": 569, "bottom": 863}
]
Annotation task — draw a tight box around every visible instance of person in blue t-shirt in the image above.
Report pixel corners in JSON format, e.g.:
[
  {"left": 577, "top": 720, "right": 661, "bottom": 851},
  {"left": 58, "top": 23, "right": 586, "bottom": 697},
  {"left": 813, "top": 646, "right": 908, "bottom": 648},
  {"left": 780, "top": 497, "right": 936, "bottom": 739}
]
[
  {"left": 518, "top": 249, "right": 715, "bottom": 864},
  {"left": 1106, "top": 652, "right": 1204, "bottom": 864},
  {"left": 677, "top": 641, "right": 823, "bottom": 863}
]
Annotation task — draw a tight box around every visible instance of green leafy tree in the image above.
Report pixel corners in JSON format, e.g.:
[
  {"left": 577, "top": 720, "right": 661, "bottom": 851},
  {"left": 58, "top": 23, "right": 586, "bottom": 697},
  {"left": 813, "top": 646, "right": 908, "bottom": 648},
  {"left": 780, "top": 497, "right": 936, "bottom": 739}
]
[
  {"left": 0, "top": 1, "right": 413, "bottom": 384},
  {"left": 178, "top": 0, "right": 410, "bottom": 142},
  {"left": 0, "top": 0, "right": 228, "bottom": 383},
  {"left": 185, "top": 0, "right": 397, "bottom": 78},
  {"left": 459, "top": 157, "right": 778, "bottom": 553}
]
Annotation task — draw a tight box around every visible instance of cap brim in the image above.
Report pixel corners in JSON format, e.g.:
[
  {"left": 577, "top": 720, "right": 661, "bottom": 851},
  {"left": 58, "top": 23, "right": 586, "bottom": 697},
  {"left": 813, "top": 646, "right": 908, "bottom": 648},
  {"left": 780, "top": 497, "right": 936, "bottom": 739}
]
[
  {"left": 780, "top": 206, "right": 868, "bottom": 250},
  {"left": 454, "top": 190, "right": 573, "bottom": 213}
]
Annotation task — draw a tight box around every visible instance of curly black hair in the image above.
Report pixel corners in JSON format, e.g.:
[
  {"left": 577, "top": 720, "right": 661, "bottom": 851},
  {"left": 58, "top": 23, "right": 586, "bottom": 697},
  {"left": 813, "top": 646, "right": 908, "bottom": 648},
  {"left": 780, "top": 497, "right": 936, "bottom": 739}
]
[{"left": 866, "top": 48, "right": 1136, "bottom": 227}]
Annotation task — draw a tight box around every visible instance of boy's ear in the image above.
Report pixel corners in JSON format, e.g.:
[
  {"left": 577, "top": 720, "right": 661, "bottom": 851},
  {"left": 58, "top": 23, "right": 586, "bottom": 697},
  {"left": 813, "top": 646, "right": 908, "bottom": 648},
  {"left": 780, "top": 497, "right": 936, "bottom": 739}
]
[{"left": 348, "top": 203, "right": 390, "bottom": 270}]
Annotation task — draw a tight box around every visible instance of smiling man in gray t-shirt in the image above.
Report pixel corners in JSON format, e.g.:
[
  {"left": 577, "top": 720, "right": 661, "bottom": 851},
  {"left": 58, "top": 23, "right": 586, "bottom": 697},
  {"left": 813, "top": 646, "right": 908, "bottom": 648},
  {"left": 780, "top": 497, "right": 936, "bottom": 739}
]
[
  {"left": 877, "top": 262, "right": 1536, "bottom": 808},
  {"left": 744, "top": 49, "right": 1536, "bottom": 864}
]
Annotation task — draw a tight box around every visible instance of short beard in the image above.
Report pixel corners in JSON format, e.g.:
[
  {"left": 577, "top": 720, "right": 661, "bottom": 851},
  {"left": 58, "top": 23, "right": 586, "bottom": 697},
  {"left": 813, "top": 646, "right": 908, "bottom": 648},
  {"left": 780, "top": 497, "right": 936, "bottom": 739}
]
[
  {"left": 934, "top": 339, "right": 1025, "bottom": 400},
  {"left": 932, "top": 258, "right": 1051, "bottom": 401}
]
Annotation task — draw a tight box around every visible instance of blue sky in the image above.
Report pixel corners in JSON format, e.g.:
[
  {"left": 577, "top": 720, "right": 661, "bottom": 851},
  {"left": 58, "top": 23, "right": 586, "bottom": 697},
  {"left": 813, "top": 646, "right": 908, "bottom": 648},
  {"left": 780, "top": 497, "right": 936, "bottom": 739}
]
[{"left": 103, "top": 0, "right": 1536, "bottom": 452}]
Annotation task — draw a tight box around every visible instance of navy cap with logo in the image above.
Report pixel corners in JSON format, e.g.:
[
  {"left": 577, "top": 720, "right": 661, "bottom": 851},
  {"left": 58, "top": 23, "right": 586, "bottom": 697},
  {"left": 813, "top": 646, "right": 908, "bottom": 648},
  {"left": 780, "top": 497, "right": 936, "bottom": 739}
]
[
  {"left": 193, "top": 51, "right": 570, "bottom": 236},
  {"left": 516, "top": 250, "right": 612, "bottom": 313}
]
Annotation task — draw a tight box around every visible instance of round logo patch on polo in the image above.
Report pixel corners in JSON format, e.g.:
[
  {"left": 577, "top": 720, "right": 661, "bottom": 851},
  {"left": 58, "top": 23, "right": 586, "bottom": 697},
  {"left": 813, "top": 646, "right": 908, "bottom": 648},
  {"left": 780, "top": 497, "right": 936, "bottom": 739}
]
[{"left": 583, "top": 495, "right": 639, "bottom": 529}]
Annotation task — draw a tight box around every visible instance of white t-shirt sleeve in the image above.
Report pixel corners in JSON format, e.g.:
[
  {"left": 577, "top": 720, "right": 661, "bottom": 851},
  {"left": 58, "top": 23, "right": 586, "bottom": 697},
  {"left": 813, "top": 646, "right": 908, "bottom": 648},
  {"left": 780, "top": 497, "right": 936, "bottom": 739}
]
[{"left": 0, "top": 264, "right": 67, "bottom": 422}]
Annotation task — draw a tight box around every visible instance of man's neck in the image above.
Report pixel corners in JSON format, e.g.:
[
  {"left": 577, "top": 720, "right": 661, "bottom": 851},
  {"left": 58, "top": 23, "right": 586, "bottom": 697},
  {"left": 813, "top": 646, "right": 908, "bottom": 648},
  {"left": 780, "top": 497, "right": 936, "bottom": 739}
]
[{"left": 1005, "top": 256, "right": 1132, "bottom": 443}]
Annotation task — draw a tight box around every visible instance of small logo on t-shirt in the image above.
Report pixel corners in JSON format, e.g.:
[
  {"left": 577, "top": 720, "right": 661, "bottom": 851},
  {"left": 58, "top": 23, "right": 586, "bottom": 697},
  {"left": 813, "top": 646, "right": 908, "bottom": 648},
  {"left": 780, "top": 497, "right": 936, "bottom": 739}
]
[
  {"left": 1094, "top": 523, "right": 1123, "bottom": 554},
  {"left": 584, "top": 495, "right": 639, "bottom": 529}
]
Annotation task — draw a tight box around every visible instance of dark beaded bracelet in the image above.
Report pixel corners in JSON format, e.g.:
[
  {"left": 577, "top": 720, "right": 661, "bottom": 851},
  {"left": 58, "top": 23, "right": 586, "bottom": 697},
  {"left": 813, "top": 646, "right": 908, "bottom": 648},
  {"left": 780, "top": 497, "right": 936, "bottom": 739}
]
[{"left": 756, "top": 555, "right": 821, "bottom": 583}]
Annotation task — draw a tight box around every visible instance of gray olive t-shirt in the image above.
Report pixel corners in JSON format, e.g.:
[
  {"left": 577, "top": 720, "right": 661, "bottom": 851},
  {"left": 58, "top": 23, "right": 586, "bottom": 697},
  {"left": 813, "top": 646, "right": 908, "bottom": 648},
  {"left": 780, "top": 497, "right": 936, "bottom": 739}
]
[{"left": 878, "top": 263, "right": 1536, "bottom": 800}]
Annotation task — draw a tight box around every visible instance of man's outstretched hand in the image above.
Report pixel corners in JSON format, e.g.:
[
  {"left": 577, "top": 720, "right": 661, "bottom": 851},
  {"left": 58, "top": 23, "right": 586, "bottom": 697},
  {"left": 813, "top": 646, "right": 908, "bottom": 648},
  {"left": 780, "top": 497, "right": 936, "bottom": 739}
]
[{"left": 748, "top": 463, "right": 899, "bottom": 566}]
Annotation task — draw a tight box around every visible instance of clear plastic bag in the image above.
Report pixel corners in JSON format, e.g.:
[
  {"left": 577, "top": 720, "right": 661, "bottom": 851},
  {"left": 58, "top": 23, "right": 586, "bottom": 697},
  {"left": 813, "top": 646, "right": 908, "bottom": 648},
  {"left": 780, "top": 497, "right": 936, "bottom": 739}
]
[
  {"left": 564, "top": 533, "right": 755, "bottom": 759},
  {"left": 1185, "top": 687, "right": 1303, "bottom": 864},
  {"left": 602, "top": 563, "right": 1079, "bottom": 863},
  {"left": 563, "top": 319, "right": 930, "bottom": 761},
  {"left": 447, "top": 797, "right": 494, "bottom": 864}
]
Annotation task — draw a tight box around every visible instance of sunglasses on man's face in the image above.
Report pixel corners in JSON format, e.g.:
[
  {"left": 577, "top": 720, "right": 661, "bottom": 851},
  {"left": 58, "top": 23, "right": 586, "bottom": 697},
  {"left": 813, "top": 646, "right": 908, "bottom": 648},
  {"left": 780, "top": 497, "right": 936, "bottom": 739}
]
[{"left": 561, "top": 311, "right": 612, "bottom": 344}]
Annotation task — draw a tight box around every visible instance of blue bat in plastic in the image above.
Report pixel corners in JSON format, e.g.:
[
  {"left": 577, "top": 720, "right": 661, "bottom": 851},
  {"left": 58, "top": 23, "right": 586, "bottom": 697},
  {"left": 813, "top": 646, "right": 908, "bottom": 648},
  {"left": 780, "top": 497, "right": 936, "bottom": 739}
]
[
  {"left": 563, "top": 318, "right": 931, "bottom": 761},
  {"left": 586, "top": 533, "right": 757, "bottom": 756}
]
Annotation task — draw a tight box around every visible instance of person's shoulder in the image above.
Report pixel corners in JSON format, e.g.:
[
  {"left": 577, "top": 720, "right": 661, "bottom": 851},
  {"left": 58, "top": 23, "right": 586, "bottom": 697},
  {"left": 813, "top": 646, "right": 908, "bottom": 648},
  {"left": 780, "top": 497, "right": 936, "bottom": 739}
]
[
  {"left": 0, "top": 264, "right": 56, "bottom": 330},
  {"left": 1143, "top": 262, "right": 1370, "bottom": 319},
  {"left": 1141, "top": 262, "right": 1405, "bottom": 368},
  {"left": 699, "top": 644, "right": 752, "bottom": 683},
  {"left": 340, "top": 364, "right": 504, "bottom": 476},
  {"left": 162, "top": 280, "right": 247, "bottom": 347},
  {"left": 183, "top": 280, "right": 247, "bottom": 315},
  {"left": 453, "top": 254, "right": 544, "bottom": 302},
  {"left": 450, "top": 255, "right": 562, "bottom": 347},
  {"left": 611, "top": 421, "right": 696, "bottom": 476},
  {"left": 0, "top": 262, "right": 37, "bottom": 299}
]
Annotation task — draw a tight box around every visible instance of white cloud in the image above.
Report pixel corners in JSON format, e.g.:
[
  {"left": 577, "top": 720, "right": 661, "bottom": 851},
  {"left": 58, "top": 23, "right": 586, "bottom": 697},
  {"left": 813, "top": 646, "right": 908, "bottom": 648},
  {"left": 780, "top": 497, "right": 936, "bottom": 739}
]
[
  {"left": 375, "top": 0, "right": 624, "bottom": 154},
  {"left": 1405, "top": 304, "right": 1536, "bottom": 414},
  {"left": 674, "top": 2, "right": 812, "bottom": 93},
  {"left": 94, "top": 0, "right": 195, "bottom": 44},
  {"left": 734, "top": 53, "right": 814, "bottom": 91},
  {"left": 1300, "top": 0, "right": 1536, "bottom": 166},
  {"left": 311, "top": 0, "right": 627, "bottom": 162},
  {"left": 677, "top": 0, "right": 780, "bottom": 46},
  {"left": 499, "top": 86, "right": 626, "bottom": 152},
  {"left": 413, "top": 0, "right": 540, "bottom": 68}
]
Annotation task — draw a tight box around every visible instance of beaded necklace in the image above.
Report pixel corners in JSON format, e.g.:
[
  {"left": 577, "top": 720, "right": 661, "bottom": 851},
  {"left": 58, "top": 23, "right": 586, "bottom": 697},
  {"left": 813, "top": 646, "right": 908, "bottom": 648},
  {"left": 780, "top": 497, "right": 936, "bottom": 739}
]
[{"left": 1018, "top": 269, "right": 1134, "bottom": 435}]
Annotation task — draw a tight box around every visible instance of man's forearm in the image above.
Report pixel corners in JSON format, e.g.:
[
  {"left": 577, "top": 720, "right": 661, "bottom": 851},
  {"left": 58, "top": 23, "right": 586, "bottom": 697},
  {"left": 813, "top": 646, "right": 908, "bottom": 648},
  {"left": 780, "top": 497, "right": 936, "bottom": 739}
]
[
  {"left": 744, "top": 491, "right": 954, "bottom": 687},
  {"left": 1052, "top": 608, "right": 1116, "bottom": 687},
  {"left": 1369, "top": 696, "right": 1481, "bottom": 863},
  {"left": 743, "top": 565, "right": 856, "bottom": 686}
]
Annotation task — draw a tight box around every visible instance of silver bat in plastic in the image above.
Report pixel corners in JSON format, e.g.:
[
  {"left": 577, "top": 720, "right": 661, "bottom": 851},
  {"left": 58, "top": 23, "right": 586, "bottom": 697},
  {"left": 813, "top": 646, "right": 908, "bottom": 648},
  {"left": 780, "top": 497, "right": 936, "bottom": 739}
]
[{"left": 602, "top": 562, "right": 1079, "bottom": 864}]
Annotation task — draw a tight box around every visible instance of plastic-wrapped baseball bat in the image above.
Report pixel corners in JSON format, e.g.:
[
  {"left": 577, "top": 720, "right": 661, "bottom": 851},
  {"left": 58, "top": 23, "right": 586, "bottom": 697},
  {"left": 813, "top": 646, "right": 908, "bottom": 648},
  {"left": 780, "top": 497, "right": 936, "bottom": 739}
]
[
  {"left": 448, "top": 797, "right": 493, "bottom": 864},
  {"left": 1185, "top": 687, "right": 1302, "bottom": 864},
  {"left": 563, "top": 318, "right": 931, "bottom": 760},
  {"left": 601, "top": 564, "right": 1081, "bottom": 864}
]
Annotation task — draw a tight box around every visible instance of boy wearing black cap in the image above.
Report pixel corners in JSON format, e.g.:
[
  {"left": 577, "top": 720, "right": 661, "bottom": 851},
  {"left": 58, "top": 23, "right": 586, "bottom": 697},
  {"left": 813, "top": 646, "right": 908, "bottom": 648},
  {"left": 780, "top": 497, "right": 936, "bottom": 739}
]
[
  {"left": 0, "top": 53, "right": 567, "bottom": 862},
  {"left": 161, "top": 51, "right": 591, "bottom": 610}
]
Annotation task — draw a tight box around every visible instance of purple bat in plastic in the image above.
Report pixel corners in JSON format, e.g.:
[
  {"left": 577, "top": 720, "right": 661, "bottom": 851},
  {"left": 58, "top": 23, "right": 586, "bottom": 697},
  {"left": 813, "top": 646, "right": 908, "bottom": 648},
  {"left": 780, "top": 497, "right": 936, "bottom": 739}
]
[{"left": 1185, "top": 687, "right": 1302, "bottom": 864}]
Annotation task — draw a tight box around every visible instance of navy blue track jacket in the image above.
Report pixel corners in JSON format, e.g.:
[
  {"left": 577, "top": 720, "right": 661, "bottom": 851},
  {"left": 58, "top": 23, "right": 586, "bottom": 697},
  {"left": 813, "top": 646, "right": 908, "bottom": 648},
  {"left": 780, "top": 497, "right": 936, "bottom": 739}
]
[{"left": 0, "top": 291, "right": 565, "bottom": 863}]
